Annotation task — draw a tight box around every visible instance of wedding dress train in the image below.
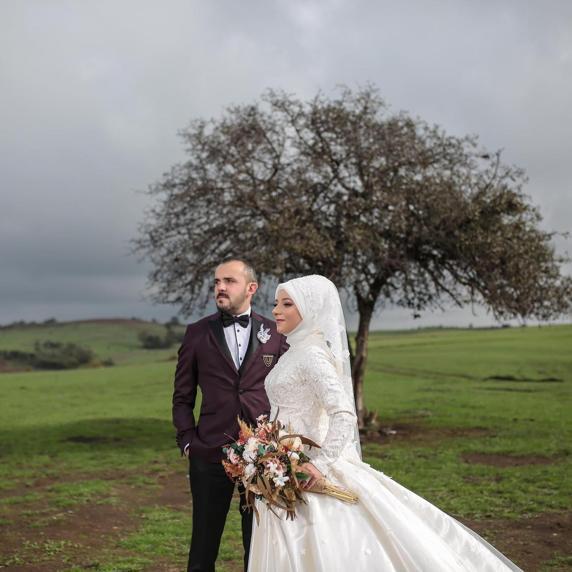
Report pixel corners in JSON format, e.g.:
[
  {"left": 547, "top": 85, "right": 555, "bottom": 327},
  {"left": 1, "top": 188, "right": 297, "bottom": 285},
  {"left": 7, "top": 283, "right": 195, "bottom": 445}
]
[{"left": 246, "top": 296, "right": 522, "bottom": 570}]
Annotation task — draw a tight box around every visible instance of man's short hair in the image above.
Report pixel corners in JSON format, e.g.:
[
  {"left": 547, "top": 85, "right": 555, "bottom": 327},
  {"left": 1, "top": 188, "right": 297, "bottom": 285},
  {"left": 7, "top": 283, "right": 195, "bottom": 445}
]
[{"left": 217, "top": 257, "right": 258, "bottom": 283}]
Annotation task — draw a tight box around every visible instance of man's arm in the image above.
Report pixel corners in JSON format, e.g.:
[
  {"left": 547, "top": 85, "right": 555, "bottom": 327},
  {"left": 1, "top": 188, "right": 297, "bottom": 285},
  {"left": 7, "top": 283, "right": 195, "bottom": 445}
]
[{"left": 172, "top": 325, "right": 199, "bottom": 456}]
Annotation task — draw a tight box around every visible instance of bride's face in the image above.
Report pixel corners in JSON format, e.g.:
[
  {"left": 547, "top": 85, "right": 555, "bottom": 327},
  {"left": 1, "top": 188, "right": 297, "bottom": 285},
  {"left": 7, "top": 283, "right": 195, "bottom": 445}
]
[{"left": 272, "top": 290, "right": 302, "bottom": 334}]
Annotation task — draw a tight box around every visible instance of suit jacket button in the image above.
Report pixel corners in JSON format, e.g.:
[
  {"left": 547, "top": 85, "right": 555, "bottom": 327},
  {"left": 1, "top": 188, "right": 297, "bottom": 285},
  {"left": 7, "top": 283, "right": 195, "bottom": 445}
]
[{"left": 238, "top": 389, "right": 244, "bottom": 394}]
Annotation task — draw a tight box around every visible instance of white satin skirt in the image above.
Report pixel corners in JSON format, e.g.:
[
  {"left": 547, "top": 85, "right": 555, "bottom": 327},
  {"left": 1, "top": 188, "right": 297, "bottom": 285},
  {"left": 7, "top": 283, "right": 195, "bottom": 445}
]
[{"left": 247, "top": 457, "right": 523, "bottom": 571}]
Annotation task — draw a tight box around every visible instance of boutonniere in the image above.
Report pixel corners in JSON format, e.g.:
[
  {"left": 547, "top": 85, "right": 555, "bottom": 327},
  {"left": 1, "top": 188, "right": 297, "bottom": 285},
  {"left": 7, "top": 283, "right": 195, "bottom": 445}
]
[{"left": 257, "top": 324, "right": 271, "bottom": 344}]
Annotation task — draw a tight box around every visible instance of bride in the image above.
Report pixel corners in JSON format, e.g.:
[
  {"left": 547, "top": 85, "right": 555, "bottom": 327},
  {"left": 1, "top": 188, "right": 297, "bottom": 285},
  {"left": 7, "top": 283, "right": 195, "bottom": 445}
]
[{"left": 247, "top": 275, "right": 523, "bottom": 571}]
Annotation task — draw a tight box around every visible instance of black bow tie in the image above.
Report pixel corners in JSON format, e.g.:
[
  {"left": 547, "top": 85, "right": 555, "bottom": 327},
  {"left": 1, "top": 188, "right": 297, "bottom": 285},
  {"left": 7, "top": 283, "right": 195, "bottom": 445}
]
[{"left": 221, "top": 312, "right": 250, "bottom": 328}]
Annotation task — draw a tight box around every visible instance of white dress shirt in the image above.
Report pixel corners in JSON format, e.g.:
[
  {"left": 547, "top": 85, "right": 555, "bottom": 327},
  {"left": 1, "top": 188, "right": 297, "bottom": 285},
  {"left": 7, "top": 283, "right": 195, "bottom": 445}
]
[{"left": 223, "top": 307, "right": 252, "bottom": 370}]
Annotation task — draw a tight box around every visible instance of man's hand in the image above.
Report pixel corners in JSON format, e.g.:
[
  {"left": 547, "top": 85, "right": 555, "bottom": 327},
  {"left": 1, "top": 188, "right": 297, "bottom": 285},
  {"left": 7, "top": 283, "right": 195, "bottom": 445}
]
[{"left": 299, "top": 462, "right": 323, "bottom": 490}]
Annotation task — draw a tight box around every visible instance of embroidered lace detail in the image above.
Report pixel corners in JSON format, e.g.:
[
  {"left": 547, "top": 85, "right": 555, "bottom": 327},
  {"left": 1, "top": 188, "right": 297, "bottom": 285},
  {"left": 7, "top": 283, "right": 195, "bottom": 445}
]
[{"left": 266, "top": 343, "right": 357, "bottom": 476}]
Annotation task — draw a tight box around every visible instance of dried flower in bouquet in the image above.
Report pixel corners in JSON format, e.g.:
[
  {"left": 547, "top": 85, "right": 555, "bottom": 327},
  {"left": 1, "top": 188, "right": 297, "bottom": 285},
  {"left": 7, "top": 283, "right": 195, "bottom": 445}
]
[{"left": 222, "top": 411, "right": 358, "bottom": 521}]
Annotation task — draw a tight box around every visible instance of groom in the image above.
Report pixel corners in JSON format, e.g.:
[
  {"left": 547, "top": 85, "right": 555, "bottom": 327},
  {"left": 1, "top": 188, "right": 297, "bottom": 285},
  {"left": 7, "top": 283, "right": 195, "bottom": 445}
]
[{"left": 172, "top": 257, "right": 288, "bottom": 572}]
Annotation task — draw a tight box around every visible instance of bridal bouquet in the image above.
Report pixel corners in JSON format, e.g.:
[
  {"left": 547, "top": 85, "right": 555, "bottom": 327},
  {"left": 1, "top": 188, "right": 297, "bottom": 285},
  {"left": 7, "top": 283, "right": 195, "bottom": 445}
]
[{"left": 222, "top": 413, "right": 358, "bottom": 521}]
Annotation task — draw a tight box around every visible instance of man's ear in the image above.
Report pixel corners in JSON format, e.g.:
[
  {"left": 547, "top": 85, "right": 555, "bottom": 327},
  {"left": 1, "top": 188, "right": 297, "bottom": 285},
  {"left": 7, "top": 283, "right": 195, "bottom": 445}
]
[{"left": 248, "top": 282, "right": 259, "bottom": 296}]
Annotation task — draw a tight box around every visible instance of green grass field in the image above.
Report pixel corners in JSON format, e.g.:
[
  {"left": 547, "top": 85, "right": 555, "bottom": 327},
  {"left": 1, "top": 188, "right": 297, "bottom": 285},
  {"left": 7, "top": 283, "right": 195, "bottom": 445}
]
[{"left": 0, "top": 321, "right": 570, "bottom": 571}]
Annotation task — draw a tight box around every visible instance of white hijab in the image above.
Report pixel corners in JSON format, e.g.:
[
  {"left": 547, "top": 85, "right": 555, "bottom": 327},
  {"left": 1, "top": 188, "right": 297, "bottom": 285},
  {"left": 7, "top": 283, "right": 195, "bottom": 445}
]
[{"left": 276, "top": 275, "right": 361, "bottom": 458}]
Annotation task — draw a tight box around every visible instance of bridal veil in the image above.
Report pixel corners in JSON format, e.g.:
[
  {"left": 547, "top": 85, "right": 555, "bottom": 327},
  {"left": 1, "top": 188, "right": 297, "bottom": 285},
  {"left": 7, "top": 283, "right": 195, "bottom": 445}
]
[{"left": 275, "top": 274, "right": 362, "bottom": 460}]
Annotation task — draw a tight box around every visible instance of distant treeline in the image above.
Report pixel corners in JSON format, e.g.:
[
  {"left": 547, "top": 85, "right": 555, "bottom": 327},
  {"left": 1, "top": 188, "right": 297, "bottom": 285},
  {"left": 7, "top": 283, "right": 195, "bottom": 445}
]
[
  {"left": 0, "top": 318, "right": 60, "bottom": 330},
  {"left": 0, "top": 316, "right": 182, "bottom": 330},
  {"left": 0, "top": 341, "right": 105, "bottom": 370},
  {"left": 138, "top": 323, "right": 184, "bottom": 349}
]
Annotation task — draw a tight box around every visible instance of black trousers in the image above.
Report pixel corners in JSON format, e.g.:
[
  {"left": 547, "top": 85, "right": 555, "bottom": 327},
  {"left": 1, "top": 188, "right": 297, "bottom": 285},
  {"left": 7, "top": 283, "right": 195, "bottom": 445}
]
[{"left": 187, "top": 455, "right": 253, "bottom": 572}]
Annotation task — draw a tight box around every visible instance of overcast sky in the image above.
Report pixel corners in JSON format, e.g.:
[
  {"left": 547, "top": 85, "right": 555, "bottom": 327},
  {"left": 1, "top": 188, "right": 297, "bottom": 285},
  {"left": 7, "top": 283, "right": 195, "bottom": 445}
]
[{"left": 1, "top": 0, "right": 571, "bottom": 330}]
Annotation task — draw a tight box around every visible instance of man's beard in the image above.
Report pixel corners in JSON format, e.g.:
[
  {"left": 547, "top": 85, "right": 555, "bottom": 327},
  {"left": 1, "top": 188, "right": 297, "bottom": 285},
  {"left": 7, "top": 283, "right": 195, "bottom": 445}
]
[{"left": 216, "top": 292, "right": 247, "bottom": 314}]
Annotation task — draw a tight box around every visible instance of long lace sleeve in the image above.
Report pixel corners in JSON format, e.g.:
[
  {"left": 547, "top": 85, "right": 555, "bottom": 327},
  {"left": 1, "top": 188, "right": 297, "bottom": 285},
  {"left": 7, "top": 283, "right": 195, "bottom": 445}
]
[{"left": 302, "top": 347, "right": 357, "bottom": 476}]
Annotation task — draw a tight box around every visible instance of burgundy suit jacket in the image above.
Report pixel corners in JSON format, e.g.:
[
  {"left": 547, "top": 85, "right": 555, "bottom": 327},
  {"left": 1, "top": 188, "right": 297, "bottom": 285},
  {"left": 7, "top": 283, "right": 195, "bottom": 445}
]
[{"left": 172, "top": 310, "right": 288, "bottom": 462}]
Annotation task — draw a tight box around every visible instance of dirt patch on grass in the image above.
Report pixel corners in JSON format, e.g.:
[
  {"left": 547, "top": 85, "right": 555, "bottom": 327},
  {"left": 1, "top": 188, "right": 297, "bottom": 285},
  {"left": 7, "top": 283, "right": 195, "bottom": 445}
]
[
  {"left": 1, "top": 502, "right": 136, "bottom": 571},
  {"left": 0, "top": 469, "right": 191, "bottom": 571},
  {"left": 0, "top": 366, "right": 28, "bottom": 374},
  {"left": 0, "top": 467, "right": 141, "bottom": 498},
  {"left": 483, "top": 374, "right": 563, "bottom": 383},
  {"left": 361, "top": 422, "right": 494, "bottom": 445},
  {"left": 1, "top": 465, "right": 570, "bottom": 571},
  {"left": 458, "top": 510, "right": 572, "bottom": 572},
  {"left": 480, "top": 387, "right": 540, "bottom": 393},
  {"left": 0, "top": 359, "right": 29, "bottom": 373},
  {"left": 461, "top": 451, "right": 563, "bottom": 467},
  {"left": 154, "top": 470, "right": 191, "bottom": 509}
]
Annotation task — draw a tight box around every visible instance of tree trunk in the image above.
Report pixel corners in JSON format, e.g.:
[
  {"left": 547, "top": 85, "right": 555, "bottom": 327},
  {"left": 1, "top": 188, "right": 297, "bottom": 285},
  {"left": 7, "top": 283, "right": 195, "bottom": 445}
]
[{"left": 352, "top": 296, "right": 375, "bottom": 428}]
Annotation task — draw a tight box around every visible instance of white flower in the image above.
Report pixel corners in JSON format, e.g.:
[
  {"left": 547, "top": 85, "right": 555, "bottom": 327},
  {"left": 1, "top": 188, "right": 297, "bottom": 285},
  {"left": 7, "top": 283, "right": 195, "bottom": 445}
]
[
  {"left": 244, "top": 463, "right": 256, "bottom": 479},
  {"left": 257, "top": 324, "right": 271, "bottom": 343},
  {"left": 245, "top": 437, "right": 258, "bottom": 452},
  {"left": 265, "top": 460, "right": 287, "bottom": 479},
  {"left": 266, "top": 460, "right": 280, "bottom": 475},
  {"left": 273, "top": 475, "right": 289, "bottom": 487},
  {"left": 290, "top": 436, "right": 303, "bottom": 451},
  {"left": 243, "top": 450, "right": 256, "bottom": 463},
  {"left": 288, "top": 452, "right": 300, "bottom": 461},
  {"left": 281, "top": 435, "right": 303, "bottom": 451},
  {"left": 243, "top": 437, "right": 259, "bottom": 462}
]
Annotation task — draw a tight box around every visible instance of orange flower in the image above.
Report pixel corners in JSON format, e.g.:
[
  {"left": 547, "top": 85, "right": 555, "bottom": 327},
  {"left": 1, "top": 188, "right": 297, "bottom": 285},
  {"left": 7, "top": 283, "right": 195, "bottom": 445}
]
[
  {"left": 238, "top": 417, "right": 254, "bottom": 441},
  {"left": 222, "top": 460, "right": 244, "bottom": 478}
]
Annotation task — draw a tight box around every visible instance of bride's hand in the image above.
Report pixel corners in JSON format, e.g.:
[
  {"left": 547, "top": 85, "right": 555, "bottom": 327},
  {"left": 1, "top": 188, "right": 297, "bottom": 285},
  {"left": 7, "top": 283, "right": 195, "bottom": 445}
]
[{"left": 299, "top": 462, "right": 323, "bottom": 490}]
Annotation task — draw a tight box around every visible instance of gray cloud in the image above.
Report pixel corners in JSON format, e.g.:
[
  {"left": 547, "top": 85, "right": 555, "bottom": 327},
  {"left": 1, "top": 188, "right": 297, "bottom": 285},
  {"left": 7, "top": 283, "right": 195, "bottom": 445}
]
[{"left": 1, "top": 0, "right": 570, "bottom": 327}]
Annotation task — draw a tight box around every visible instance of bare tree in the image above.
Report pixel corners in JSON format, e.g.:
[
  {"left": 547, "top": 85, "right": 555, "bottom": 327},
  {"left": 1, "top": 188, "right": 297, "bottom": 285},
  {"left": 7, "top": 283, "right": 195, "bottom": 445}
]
[{"left": 134, "top": 86, "right": 572, "bottom": 426}]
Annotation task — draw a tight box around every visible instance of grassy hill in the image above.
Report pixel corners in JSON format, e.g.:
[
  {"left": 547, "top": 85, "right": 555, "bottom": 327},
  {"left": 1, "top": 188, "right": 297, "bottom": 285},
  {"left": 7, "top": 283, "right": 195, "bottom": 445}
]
[
  {"left": 0, "top": 318, "right": 186, "bottom": 368},
  {"left": 0, "top": 322, "right": 570, "bottom": 570}
]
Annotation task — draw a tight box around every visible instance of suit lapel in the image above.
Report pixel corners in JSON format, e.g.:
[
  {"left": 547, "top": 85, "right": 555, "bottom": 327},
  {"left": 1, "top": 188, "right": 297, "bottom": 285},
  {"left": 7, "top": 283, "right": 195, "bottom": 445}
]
[
  {"left": 239, "top": 315, "right": 262, "bottom": 376},
  {"left": 208, "top": 317, "right": 238, "bottom": 374}
]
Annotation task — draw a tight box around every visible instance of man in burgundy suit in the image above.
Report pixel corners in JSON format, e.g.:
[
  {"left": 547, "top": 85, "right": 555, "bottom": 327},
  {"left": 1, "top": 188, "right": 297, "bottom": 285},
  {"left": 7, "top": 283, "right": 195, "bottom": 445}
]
[{"left": 172, "top": 258, "right": 288, "bottom": 572}]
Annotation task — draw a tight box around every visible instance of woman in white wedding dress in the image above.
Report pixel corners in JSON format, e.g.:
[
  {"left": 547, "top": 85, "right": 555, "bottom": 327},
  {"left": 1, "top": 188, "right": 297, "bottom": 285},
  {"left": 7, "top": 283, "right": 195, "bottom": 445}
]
[{"left": 247, "top": 275, "right": 523, "bottom": 572}]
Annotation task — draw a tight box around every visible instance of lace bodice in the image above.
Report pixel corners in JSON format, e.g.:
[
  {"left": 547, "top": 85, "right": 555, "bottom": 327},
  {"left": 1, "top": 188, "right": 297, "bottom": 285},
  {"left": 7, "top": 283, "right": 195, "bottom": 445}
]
[{"left": 265, "top": 342, "right": 359, "bottom": 476}]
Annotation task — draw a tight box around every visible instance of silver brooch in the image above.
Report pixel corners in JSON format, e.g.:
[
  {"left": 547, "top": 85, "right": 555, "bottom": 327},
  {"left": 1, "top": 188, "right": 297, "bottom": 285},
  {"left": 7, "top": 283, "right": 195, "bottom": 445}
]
[{"left": 257, "top": 324, "right": 271, "bottom": 344}]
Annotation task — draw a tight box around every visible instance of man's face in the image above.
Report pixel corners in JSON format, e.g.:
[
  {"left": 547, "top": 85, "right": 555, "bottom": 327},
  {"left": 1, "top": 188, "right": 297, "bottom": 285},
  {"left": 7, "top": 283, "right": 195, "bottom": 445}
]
[{"left": 214, "top": 261, "right": 258, "bottom": 315}]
